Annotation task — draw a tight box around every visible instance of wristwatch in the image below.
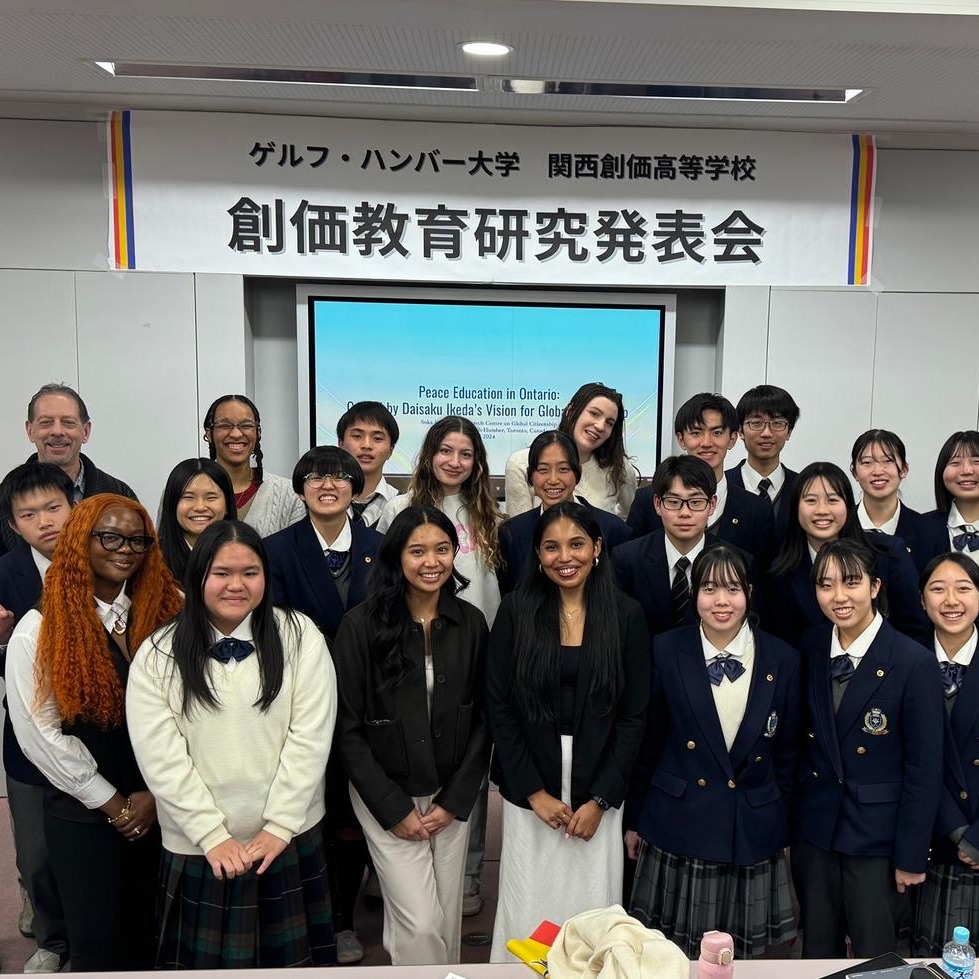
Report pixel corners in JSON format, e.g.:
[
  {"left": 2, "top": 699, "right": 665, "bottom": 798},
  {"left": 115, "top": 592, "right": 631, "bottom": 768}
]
[{"left": 591, "top": 795, "right": 612, "bottom": 811}]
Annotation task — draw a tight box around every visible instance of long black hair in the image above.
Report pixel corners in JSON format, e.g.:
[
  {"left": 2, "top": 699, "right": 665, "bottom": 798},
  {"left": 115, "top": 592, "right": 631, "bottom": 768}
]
[
  {"left": 363, "top": 505, "right": 469, "bottom": 688},
  {"left": 511, "top": 501, "right": 620, "bottom": 723},
  {"left": 771, "top": 461, "right": 867, "bottom": 577},
  {"left": 203, "top": 394, "right": 265, "bottom": 485},
  {"left": 156, "top": 520, "right": 289, "bottom": 715},
  {"left": 157, "top": 458, "right": 237, "bottom": 585}
]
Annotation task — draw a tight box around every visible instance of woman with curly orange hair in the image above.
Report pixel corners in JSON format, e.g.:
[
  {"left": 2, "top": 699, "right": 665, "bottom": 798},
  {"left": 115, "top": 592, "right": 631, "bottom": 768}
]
[{"left": 6, "top": 493, "right": 183, "bottom": 972}]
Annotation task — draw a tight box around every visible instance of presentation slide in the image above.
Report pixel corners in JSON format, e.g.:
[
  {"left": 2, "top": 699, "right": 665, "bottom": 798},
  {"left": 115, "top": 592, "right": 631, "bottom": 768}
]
[{"left": 309, "top": 297, "right": 665, "bottom": 477}]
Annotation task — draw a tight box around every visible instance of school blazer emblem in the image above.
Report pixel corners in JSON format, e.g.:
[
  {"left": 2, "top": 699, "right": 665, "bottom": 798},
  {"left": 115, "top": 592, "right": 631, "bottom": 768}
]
[
  {"left": 764, "top": 709, "right": 778, "bottom": 737},
  {"left": 862, "top": 707, "right": 889, "bottom": 736}
]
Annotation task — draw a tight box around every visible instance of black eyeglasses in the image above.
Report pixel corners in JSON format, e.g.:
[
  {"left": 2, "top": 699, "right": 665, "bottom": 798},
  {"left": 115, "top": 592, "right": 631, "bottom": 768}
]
[
  {"left": 659, "top": 496, "right": 712, "bottom": 512},
  {"left": 90, "top": 531, "right": 155, "bottom": 553}
]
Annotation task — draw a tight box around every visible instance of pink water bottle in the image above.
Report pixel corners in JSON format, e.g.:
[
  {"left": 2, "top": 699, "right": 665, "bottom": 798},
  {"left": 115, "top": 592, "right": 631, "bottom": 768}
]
[{"left": 699, "top": 931, "right": 734, "bottom": 979}]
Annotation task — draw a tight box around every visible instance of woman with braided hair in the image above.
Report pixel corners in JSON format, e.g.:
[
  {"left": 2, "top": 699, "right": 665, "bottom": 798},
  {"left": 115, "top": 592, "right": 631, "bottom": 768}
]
[
  {"left": 6, "top": 493, "right": 183, "bottom": 972},
  {"left": 202, "top": 393, "right": 305, "bottom": 537}
]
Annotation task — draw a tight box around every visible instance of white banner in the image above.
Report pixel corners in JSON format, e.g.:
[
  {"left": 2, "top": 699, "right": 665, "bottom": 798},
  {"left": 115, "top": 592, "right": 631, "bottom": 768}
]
[{"left": 108, "top": 110, "right": 875, "bottom": 286}]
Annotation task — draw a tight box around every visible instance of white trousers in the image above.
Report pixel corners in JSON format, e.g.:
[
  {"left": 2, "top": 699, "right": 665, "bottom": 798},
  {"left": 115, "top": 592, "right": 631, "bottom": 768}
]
[{"left": 350, "top": 785, "right": 471, "bottom": 965}]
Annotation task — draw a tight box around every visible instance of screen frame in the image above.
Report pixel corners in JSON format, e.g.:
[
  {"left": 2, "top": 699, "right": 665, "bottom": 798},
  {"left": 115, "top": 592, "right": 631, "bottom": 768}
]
[{"left": 296, "top": 281, "right": 676, "bottom": 483}]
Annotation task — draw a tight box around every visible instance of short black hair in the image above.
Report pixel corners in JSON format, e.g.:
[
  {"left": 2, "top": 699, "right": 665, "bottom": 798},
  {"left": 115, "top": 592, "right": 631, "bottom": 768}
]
[
  {"left": 650, "top": 455, "right": 717, "bottom": 500},
  {"left": 526, "top": 431, "right": 582, "bottom": 485},
  {"left": 336, "top": 401, "right": 400, "bottom": 447},
  {"left": 27, "top": 383, "right": 90, "bottom": 424},
  {"left": 0, "top": 462, "right": 74, "bottom": 526},
  {"left": 735, "top": 384, "right": 800, "bottom": 431},
  {"left": 292, "top": 445, "right": 365, "bottom": 497},
  {"left": 674, "top": 393, "right": 737, "bottom": 435}
]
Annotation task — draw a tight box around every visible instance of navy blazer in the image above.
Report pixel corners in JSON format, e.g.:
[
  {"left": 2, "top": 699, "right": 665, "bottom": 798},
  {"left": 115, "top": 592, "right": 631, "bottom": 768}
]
[
  {"left": 726, "top": 461, "right": 798, "bottom": 546},
  {"left": 264, "top": 517, "right": 381, "bottom": 643},
  {"left": 866, "top": 506, "right": 950, "bottom": 577},
  {"left": 794, "top": 619, "right": 943, "bottom": 872},
  {"left": 486, "top": 592, "right": 650, "bottom": 812},
  {"left": 627, "top": 625, "right": 801, "bottom": 866},
  {"left": 932, "top": 637, "right": 979, "bottom": 863},
  {"left": 626, "top": 482, "right": 775, "bottom": 567},
  {"left": 764, "top": 535, "right": 931, "bottom": 648},
  {"left": 612, "top": 530, "right": 759, "bottom": 641},
  {"left": 498, "top": 498, "right": 633, "bottom": 596},
  {"left": 0, "top": 545, "right": 45, "bottom": 784}
]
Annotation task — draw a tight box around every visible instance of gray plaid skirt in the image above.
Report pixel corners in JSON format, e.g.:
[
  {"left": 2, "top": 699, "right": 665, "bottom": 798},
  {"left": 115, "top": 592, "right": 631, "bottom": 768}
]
[
  {"left": 156, "top": 821, "right": 336, "bottom": 969},
  {"left": 912, "top": 861, "right": 979, "bottom": 957},
  {"left": 629, "top": 841, "right": 797, "bottom": 959}
]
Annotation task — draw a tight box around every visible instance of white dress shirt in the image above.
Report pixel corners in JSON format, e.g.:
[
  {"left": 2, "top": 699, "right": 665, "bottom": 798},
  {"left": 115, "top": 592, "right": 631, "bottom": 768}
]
[
  {"left": 664, "top": 534, "right": 706, "bottom": 586},
  {"left": 857, "top": 498, "right": 901, "bottom": 536},
  {"left": 935, "top": 626, "right": 978, "bottom": 667},
  {"left": 740, "top": 462, "right": 787, "bottom": 501},
  {"left": 830, "top": 610, "right": 884, "bottom": 670},
  {"left": 348, "top": 476, "right": 399, "bottom": 529},
  {"left": 312, "top": 517, "right": 353, "bottom": 556},
  {"left": 6, "top": 587, "right": 132, "bottom": 811},
  {"left": 947, "top": 503, "right": 979, "bottom": 565},
  {"left": 700, "top": 620, "right": 755, "bottom": 751}
]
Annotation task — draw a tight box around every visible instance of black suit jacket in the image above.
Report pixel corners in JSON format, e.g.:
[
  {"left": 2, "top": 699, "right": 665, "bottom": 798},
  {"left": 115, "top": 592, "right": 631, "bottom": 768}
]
[
  {"left": 726, "top": 461, "right": 798, "bottom": 546},
  {"left": 0, "top": 546, "right": 45, "bottom": 783},
  {"left": 934, "top": 642, "right": 979, "bottom": 863},
  {"left": 612, "top": 529, "right": 760, "bottom": 641},
  {"left": 264, "top": 517, "right": 381, "bottom": 644},
  {"left": 0, "top": 453, "right": 138, "bottom": 554},
  {"left": 891, "top": 505, "right": 951, "bottom": 576},
  {"left": 497, "top": 498, "right": 633, "bottom": 596},
  {"left": 626, "top": 481, "right": 775, "bottom": 567},
  {"left": 486, "top": 592, "right": 650, "bottom": 811}
]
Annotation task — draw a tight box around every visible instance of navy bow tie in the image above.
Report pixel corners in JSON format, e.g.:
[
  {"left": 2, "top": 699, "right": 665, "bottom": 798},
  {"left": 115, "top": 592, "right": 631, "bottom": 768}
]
[
  {"left": 830, "top": 655, "right": 855, "bottom": 681},
  {"left": 209, "top": 637, "right": 254, "bottom": 664},
  {"left": 706, "top": 656, "right": 745, "bottom": 686},
  {"left": 324, "top": 550, "right": 348, "bottom": 574},
  {"left": 940, "top": 661, "right": 968, "bottom": 697},
  {"left": 953, "top": 527, "right": 979, "bottom": 552}
]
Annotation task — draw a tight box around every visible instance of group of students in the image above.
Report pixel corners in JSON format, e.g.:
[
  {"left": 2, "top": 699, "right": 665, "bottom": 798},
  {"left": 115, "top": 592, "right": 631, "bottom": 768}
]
[{"left": 2, "top": 380, "right": 979, "bottom": 971}]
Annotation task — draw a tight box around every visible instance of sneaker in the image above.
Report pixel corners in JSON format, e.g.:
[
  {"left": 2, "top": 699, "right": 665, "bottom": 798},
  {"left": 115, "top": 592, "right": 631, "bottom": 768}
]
[
  {"left": 23, "top": 949, "right": 64, "bottom": 974},
  {"left": 462, "top": 891, "right": 484, "bottom": 917},
  {"left": 18, "top": 887, "right": 35, "bottom": 939},
  {"left": 336, "top": 930, "right": 364, "bottom": 965}
]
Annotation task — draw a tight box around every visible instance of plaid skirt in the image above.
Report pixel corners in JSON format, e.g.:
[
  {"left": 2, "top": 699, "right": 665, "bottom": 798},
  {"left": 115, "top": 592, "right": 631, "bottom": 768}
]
[
  {"left": 629, "top": 842, "right": 797, "bottom": 959},
  {"left": 911, "top": 861, "right": 979, "bottom": 957},
  {"left": 156, "top": 821, "right": 336, "bottom": 969}
]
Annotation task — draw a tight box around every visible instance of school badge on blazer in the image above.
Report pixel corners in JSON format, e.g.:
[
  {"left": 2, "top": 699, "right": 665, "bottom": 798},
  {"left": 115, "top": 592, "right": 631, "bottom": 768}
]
[
  {"left": 862, "top": 707, "right": 889, "bottom": 736},
  {"left": 764, "top": 710, "right": 779, "bottom": 737}
]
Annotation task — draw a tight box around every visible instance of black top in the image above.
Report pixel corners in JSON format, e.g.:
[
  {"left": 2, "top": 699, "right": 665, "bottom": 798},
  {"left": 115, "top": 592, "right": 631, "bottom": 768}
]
[
  {"left": 47, "top": 628, "right": 148, "bottom": 824},
  {"left": 559, "top": 644, "right": 579, "bottom": 735}
]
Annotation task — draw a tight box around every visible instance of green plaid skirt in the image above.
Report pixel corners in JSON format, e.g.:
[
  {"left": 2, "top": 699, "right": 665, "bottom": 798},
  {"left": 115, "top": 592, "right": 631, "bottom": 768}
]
[
  {"left": 156, "top": 821, "right": 336, "bottom": 969},
  {"left": 629, "top": 842, "right": 797, "bottom": 959}
]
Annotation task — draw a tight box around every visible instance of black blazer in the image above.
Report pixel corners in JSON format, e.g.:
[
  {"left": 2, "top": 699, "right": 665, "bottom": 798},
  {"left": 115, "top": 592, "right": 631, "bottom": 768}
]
[
  {"left": 626, "top": 481, "right": 775, "bottom": 567},
  {"left": 794, "top": 619, "right": 943, "bottom": 873},
  {"left": 764, "top": 534, "right": 931, "bottom": 648},
  {"left": 0, "top": 546, "right": 45, "bottom": 784},
  {"left": 334, "top": 594, "right": 490, "bottom": 830},
  {"left": 627, "top": 625, "right": 801, "bottom": 866},
  {"left": 497, "top": 498, "right": 633, "bottom": 596},
  {"left": 485, "top": 591, "right": 650, "bottom": 812},
  {"left": 726, "top": 461, "right": 798, "bottom": 545},
  {"left": 611, "top": 529, "right": 760, "bottom": 641},
  {"left": 264, "top": 517, "right": 381, "bottom": 643},
  {"left": 887, "top": 505, "right": 953, "bottom": 575},
  {"left": 933, "top": 634, "right": 979, "bottom": 864}
]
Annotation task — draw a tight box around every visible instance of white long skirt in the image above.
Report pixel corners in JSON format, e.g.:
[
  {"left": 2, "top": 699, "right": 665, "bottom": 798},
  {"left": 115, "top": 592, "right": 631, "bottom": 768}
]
[{"left": 490, "top": 734, "right": 624, "bottom": 962}]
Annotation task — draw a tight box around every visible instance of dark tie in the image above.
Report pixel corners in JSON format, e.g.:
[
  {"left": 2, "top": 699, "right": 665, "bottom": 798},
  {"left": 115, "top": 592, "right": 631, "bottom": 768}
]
[
  {"left": 830, "top": 654, "right": 855, "bottom": 681},
  {"left": 706, "top": 655, "right": 745, "bottom": 686},
  {"left": 209, "top": 637, "right": 254, "bottom": 664},
  {"left": 953, "top": 526, "right": 979, "bottom": 552},
  {"left": 324, "top": 550, "right": 348, "bottom": 574},
  {"left": 940, "top": 661, "right": 968, "bottom": 697},
  {"left": 757, "top": 477, "right": 774, "bottom": 504},
  {"left": 671, "top": 556, "right": 691, "bottom": 626}
]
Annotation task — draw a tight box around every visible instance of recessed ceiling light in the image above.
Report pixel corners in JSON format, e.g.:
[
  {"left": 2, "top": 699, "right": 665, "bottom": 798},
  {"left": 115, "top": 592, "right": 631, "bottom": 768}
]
[{"left": 460, "top": 41, "right": 512, "bottom": 57}]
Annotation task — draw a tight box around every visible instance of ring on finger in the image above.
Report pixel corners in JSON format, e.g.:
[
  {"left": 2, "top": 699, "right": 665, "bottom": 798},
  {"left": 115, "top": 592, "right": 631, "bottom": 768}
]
[{"left": 134, "top": 826, "right": 141, "bottom": 835}]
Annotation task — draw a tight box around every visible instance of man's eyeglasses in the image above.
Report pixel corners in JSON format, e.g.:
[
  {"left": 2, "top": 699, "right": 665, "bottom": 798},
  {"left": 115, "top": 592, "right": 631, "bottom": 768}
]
[
  {"left": 90, "top": 531, "right": 155, "bottom": 553},
  {"left": 743, "top": 418, "right": 790, "bottom": 433},
  {"left": 658, "top": 496, "right": 711, "bottom": 512},
  {"left": 303, "top": 473, "right": 354, "bottom": 488}
]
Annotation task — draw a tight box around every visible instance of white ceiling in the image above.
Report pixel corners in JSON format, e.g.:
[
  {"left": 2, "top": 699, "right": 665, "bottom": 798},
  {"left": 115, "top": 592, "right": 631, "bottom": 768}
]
[{"left": 5, "top": 0, "right": 979, "bottom": 147}]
